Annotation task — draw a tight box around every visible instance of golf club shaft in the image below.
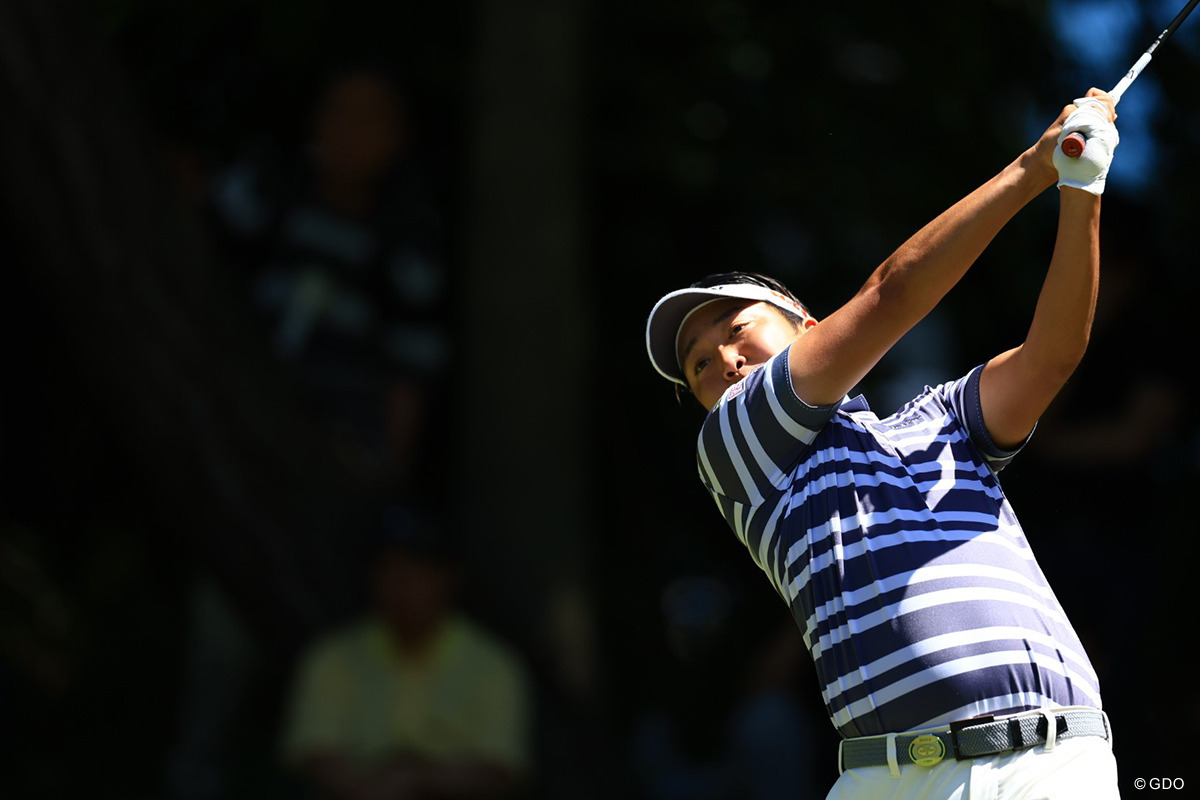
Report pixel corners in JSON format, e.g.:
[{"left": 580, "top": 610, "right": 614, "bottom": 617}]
[{"left": 1062, "top": 0, "right": 1200, "bottom": 157}]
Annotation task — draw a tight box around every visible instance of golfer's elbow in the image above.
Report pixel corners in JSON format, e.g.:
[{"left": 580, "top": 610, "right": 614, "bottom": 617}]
[{"left": 1022, "top": 334, "right": 1090, "bottom": 389}]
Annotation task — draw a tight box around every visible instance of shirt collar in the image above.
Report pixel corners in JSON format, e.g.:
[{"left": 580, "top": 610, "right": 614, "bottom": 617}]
[{"left": 840, "top": 394, "right": 870, "bottom": 413}]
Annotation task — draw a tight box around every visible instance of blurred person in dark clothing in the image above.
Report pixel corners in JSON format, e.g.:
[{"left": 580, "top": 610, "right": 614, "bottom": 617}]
[
  {"left": 208, "top": 61, "right": 452, "bottom": 493},
  {"left": 279, "top": 506, "right": 532, "bottom": 800}
]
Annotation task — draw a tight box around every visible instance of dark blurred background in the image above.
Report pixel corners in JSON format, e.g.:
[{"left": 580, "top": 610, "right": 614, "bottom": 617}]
[{"left": 2, "top": 0, "right": 1196, "bottom": 797}]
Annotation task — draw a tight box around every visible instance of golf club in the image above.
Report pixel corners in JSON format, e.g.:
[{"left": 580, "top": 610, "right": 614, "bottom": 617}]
[{"left": 1062, "top": 0, "right": 1200, "bottom": 157}]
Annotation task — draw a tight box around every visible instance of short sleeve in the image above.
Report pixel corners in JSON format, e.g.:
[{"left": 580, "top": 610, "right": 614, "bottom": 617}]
[{"left": 939, "top": 363, "right": 1034, "bottom": 472}]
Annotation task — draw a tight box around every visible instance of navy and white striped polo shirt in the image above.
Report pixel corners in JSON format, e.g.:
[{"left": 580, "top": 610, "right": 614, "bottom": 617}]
[{"left": 697, "top": 344, "right": 1102, "bottom": 738}]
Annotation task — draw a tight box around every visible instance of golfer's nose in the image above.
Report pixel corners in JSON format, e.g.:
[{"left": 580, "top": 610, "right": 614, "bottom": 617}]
[{"left": 718, "top": 346, "right": 745, "bottom": 379}]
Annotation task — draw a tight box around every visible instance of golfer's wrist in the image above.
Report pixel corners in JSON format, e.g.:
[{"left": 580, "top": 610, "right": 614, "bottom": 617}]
[
  {"left": 1058, "top": 184, "right": 1103, "bottom": 213},
  {"left": 1017, "top": 147, "right": 1059, "bottom": 191}
]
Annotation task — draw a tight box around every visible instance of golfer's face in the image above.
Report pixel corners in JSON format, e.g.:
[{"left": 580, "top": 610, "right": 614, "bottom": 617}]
[{"left": 677, "top": 299, "right": 806, "bottom": 410}]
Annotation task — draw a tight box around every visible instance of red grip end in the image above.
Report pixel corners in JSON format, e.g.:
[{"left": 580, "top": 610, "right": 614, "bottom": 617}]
[{"left": 1061, "top": 132, "right": 1086, "bottom": 159}]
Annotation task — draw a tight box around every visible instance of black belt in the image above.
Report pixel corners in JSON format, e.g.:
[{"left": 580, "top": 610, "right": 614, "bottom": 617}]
[{"left": 839, "top": 709, "right": 1110, "bottom": 771}]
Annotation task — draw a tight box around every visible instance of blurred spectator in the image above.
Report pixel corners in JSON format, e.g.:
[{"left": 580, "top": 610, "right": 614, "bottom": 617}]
[
  {"left": 207, "top": 60, "right": 452, "bottom": 494},
  {"left": 279, "top": 505, "right": 533, "bottom": 799}
]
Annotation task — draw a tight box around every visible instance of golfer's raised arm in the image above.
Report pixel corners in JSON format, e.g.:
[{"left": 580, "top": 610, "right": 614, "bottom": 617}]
[{"left": 784, "top": 104, "right": 1076, "bottom": 408}]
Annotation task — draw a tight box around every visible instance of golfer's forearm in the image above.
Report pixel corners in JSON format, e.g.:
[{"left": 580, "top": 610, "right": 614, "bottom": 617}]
[
  {"left": 975, "top": 187, "right": 1100, "bottom": 447},
  {"left": 1022, "top": 187, "right": 1101, "bottom": 374}
]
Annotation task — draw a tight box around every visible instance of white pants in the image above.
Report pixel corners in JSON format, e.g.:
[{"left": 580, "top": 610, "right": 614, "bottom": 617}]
[{"left": 826, "top": 734, "right": 1119, "bottom": 800}]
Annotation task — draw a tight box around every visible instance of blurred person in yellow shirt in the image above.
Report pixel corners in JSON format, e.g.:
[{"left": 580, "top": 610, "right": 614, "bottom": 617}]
[{"left": 280, "top": 506, "right": 532, "bottom": 799}]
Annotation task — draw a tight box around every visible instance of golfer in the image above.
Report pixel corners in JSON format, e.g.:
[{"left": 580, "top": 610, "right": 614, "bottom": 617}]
[{"left": 645, "top": 90, "right": 1121, "bottom": 799}]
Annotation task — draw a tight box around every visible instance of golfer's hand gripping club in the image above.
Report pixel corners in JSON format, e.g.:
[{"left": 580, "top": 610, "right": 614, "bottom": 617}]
[
  {"left": 1060, "top": 78, "right": 1130, "bottom": 158},
  {"left": 1053, "top": 97, "right": 1119, "bottom": 195}
]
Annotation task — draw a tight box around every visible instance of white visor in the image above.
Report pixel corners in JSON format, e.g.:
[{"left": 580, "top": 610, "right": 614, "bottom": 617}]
[{"left": 645, "top": 283, "right": 807, "bottom": 386}]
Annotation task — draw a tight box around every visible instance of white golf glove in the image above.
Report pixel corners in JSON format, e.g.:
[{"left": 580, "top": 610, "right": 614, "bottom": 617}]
[{"left": 1053, "top": 97, "right": 1119, "bottom": 195}]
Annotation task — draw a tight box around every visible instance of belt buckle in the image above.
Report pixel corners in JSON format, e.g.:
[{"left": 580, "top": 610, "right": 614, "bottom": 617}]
[
  {"left": 908, "top": 734, "right": 947, "bottom": 767},
  {"left": 948, "top": 715, "right": 995, "bottom": 761}
]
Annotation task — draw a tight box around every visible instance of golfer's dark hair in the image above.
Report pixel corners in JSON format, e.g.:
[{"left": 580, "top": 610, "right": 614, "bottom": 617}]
[{"left": 675, "top": 271, "right": 810, "bottom": 405}]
